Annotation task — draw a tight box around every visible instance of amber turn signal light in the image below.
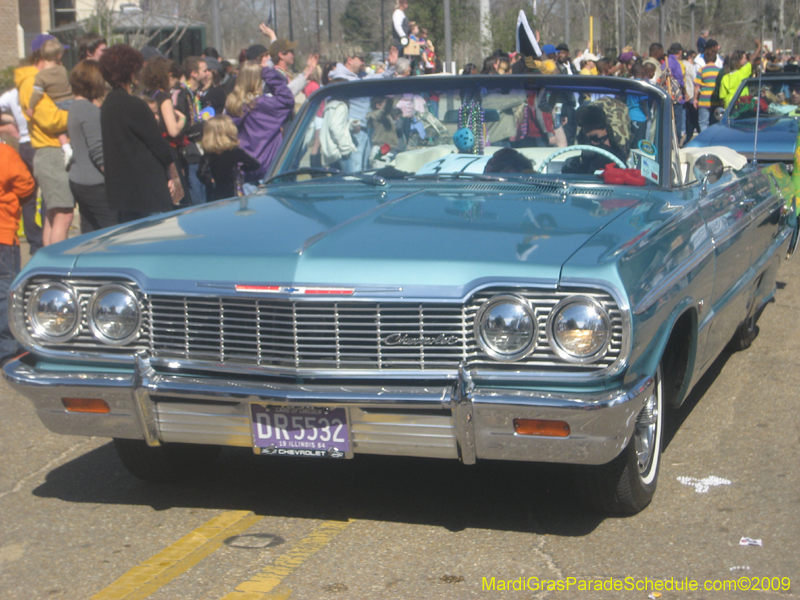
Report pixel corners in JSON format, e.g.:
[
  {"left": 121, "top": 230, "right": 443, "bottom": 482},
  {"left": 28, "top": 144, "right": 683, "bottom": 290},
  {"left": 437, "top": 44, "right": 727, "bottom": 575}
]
[
  {"left": 62, "top": 398, "right": 110, "bottom": 414},
  {"left": 513, "top": 418, "right": 570, "bottom": 437}
]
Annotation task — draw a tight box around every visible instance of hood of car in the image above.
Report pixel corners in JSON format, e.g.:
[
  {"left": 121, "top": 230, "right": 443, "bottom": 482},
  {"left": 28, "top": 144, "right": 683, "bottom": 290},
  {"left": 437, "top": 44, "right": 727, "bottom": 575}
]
[
  {"left": 46, "top": 183, "right": 644, "bottom": 288},
  {"left": 687, "top": 116, "right": 799, "bottom": 156}
]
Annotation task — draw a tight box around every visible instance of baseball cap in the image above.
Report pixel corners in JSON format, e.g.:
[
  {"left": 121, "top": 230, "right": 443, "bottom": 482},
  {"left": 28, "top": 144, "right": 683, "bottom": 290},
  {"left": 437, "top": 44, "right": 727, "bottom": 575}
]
[
  {"left": 269, "top": 39, "right": 298, "bottom": 59},
  {"left": 245, "top": 44, "right": 268, "bottom": 61},
  {"left": 556, "top": 43, "right": 569, "bottom": 52},
  {"left": 31, "top": 33, "right": 68, "bottom": 54},
  {"left": 541, "top": 44, "right": 557, "bottom": 56}
]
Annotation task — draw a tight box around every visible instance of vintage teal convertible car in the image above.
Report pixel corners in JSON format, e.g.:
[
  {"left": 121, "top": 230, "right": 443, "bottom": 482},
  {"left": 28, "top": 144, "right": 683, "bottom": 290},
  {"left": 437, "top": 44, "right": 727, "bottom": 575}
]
[
  {"left": 5, "top": 75, "right": 797, "bottom": 515},
  {"left": 687, "top": 73, "right": 800, "bottom": 167}
]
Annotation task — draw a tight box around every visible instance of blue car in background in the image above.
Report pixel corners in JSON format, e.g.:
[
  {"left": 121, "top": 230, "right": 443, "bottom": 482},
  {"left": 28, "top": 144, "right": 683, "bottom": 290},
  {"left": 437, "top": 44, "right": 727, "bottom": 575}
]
[
  {"left": 687, "top": 73, "right": 800, "bottom": 167},
  {"left": 4, "top": 75, "right": 798, "bottom": 515}
]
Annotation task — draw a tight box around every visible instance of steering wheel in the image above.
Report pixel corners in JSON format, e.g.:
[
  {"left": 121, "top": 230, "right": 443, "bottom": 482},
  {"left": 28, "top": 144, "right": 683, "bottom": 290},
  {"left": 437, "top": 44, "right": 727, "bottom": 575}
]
[{"left": 536, "top": 144, "right": 626, "bottom": 174}]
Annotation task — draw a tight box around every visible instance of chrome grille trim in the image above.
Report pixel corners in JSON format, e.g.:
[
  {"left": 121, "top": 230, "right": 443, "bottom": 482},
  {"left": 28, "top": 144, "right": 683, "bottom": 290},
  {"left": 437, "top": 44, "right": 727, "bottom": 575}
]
[
  {"left": 146, "top": 288, "right": 623, "bottom": 374},
  {"left": 17, "top": 276, "right": 628, "bottom": 378}
]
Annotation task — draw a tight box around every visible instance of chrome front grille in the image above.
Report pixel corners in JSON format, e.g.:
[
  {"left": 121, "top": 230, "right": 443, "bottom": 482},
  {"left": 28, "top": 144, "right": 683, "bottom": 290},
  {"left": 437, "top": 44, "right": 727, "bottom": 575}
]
[
  {"left": 147, "top": 297, "right": 468, "bottom": 370},
  {"left": 146, "top": 288, "right": 623, "bottom": 374},
  {"left": 20, "top": 276, "right": 625, "bottom": 375}
]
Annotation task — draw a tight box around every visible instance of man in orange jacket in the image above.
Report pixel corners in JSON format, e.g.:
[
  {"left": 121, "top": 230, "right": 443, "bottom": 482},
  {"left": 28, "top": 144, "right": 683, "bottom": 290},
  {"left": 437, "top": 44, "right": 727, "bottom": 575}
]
[{"left": 0, "top": 141, "right": 35, "bottom": 362}]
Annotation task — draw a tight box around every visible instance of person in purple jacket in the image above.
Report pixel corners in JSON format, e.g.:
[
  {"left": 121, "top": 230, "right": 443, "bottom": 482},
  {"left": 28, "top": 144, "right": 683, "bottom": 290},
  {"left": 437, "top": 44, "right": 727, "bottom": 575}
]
[
  {"left": 666, "top": 42, "right": 688, "bottom": 143},
  {"left": 225, "top": 62, "right": 294, "bottom": 191}
]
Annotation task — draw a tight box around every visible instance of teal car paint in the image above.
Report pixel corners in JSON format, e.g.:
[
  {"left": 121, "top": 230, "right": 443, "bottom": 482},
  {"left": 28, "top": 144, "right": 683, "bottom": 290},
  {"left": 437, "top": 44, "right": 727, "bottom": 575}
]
[
  {"left": 687, "top": 73, "right": 800, "bottom": 165},
  {"left": 5, "top": 75, "right": 796, "bottom": 515}
]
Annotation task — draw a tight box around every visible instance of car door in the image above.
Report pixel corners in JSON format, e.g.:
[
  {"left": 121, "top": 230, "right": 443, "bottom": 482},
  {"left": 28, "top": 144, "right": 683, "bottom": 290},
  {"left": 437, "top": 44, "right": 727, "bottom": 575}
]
[
  {"left": 742, "top": 167, "right": 785, "bottom": 270},
  {"left": 693, "top": 170, "right": 755, "bottom": 365}
]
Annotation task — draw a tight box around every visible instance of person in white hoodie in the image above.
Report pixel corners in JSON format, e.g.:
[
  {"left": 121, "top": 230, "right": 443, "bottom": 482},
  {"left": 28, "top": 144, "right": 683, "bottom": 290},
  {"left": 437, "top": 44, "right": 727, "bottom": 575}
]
[
  {"left": 325, "top": 46, "right": 398, "bottom": 172},
  {"left": 320, "top": 98, "right": 356, "bottom": 169}
]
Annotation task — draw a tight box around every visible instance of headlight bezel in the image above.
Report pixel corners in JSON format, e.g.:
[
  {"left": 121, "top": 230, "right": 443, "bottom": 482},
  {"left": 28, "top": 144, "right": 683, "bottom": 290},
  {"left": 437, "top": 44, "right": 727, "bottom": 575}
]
[
  {"left": 87, "top": 284, "right": 143, "bottom": 346},
  {"left": 475, "top": 294, "right": 539, "bottom": 362},
  {"left": 26, "top": 282, "right": 82, "bottom": 343},
  {"left": 547, "top": 295, "right": 611, "bottom": 363}
]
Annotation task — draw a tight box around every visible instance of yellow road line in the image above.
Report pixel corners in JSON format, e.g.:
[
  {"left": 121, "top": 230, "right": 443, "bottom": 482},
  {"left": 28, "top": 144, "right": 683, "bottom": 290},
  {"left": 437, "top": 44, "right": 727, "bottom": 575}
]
[
  {"left": 220, "top": 519, "right": 353, "bottom": 600},
  {"left": 92, "top": 510, "right": 263, "bottom": 600}
]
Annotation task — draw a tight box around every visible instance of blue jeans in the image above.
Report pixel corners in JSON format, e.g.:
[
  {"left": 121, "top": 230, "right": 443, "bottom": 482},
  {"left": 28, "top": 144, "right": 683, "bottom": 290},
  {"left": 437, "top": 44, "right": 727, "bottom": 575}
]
[
  {"left": 673, "top": 103, "right": 686, "bottom": 138},
  {"left": 0, "top": 244, "right": 21, "bottom": 364},
  {"left": 698, "top": 107, "right": 711, "bottom": 131},
  {"left": 187, "top": 163, "right": 209, "bottom": 205},
  {"left": 344, "top": 129, "right": 370, "bottom": 173},
  {"left": 697, "top": 106, "right": 719, "bottom": 132}
]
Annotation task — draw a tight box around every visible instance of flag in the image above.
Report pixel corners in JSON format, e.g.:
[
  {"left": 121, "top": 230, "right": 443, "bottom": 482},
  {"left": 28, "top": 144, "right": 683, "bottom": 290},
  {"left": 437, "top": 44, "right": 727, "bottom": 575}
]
[
  {"left": 516, "top": 10, "right": 542, "bottom": 58},
  {"left": 645, "top": 0, "right": 661, "bottom": 11}
]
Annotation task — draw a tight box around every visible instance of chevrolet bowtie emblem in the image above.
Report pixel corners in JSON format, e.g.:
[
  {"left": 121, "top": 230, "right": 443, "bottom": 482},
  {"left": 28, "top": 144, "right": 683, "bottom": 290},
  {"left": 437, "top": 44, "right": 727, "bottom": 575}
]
[{"left": 235, "top": 285, "right": 355, "bottom": 295}]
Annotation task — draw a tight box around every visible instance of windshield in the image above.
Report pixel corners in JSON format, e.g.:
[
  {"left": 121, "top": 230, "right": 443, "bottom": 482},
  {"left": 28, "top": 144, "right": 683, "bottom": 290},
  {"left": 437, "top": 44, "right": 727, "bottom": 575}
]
[
  {"left": 729, "top": 74, "right": 800, "bottom": 120},
  {"left": 270, "top": 75, "right": 666, "bottom": 186}
]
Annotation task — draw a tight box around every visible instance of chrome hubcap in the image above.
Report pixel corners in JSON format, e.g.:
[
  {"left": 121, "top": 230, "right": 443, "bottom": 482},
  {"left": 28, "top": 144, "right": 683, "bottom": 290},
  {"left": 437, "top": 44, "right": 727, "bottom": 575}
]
[{"left": 634, "top": 390, "right": 659, "bottom": 475}]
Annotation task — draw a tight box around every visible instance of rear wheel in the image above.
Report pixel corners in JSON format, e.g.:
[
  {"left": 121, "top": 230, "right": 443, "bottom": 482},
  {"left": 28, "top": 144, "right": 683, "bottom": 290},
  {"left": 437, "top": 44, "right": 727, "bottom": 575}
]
[
  {"left": 576, "top": 365, "right": 664, "bottom": 515},
  {"left": 113, "top": 438, "right": 221, "bottom": 483}
]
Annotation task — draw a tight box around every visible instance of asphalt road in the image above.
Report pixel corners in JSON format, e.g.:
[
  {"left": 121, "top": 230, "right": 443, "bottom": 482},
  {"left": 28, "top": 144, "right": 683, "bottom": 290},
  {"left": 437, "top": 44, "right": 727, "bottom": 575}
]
[{"left": 1, "top": 251, "right": 799, "bottom": 600}]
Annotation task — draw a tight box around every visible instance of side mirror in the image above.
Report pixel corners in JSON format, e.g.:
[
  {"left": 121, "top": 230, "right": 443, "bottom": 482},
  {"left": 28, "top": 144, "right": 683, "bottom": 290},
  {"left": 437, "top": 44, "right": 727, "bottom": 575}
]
[
  {"left": 713, "top": 106, "right": 725, "bottom": 122},
  {"left": 693, "top": 153, "right": 725, "bottom": 193}
]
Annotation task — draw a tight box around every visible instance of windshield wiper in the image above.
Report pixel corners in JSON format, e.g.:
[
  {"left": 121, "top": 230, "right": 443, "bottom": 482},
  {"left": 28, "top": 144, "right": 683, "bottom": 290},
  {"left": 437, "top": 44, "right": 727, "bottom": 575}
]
[
  {"left": 408, "top": 172, "right": 509, "bottom": 182},
  {"left": 263, "top": 167, "right": 386, "bottom": 186}
]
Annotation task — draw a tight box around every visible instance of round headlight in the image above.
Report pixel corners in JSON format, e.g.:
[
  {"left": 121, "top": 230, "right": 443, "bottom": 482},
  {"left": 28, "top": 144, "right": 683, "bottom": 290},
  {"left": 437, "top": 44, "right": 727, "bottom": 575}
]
[
  {"left": 28, "top": 283, "right": 81, "bottom": 342},
  {"left": 88, "top": 285, "right": 141, "bottom": 345},
  {"left": 548, "top": 297, "right": 610, "bottom": 362},
  {"left": 475, "top": 295, "right": 538, "bottom": 361}
]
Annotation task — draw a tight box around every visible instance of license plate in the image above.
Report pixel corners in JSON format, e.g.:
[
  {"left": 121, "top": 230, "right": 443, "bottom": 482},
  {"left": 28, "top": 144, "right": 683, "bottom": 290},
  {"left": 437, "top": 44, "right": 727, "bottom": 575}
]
[{"left": 251, "top": 405, "right": 350, "bottom": 458}]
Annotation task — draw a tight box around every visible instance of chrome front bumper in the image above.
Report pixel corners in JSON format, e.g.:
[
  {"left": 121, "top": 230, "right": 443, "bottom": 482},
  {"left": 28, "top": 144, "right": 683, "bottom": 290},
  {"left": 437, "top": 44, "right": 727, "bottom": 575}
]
[{"left": 4, "top": 355, "right": 653, "bottom": 466}]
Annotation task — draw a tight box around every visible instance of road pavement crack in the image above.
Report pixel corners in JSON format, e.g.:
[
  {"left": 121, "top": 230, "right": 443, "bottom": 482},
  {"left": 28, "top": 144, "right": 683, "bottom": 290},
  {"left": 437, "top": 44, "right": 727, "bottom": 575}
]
[{"left": 0, "top": 437, "right": 98, "bottom": 501}]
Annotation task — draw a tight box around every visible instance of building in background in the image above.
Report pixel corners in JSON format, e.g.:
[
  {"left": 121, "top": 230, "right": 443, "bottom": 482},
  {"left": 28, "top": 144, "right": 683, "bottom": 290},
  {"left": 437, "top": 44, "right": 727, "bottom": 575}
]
[{"left": 1, "top": 1, "right": 204, "bottom": 72}]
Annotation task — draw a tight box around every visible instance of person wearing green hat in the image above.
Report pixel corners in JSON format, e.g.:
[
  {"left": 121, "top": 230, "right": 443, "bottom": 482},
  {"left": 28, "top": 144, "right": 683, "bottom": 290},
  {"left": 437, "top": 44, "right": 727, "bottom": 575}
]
[{"left": 269, "top": 39, "right": 319, "bottom": 99}]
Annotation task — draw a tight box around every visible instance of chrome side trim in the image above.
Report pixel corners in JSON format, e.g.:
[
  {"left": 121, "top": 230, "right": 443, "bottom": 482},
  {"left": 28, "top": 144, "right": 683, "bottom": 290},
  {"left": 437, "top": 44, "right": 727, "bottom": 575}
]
[{"left": 633, "top": 240, "right": 715, "bottom": 315}]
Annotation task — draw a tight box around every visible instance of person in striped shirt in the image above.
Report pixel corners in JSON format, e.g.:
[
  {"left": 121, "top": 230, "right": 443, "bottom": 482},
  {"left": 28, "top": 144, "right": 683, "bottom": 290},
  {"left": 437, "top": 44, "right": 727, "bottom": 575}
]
[{"left": 693, "top": 40, "right": 722, "bottom": 131}]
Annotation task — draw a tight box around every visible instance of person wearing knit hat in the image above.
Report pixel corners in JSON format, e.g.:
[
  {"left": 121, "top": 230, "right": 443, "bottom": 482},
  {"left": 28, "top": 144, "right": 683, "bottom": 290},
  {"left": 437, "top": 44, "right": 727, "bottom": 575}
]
[
  {"left": 245, "top": 44, "right": 269, "bottom": 64},
  {"left": 556, "top": 43, "right": 575, "bottom": 75},
  {"left": 562, "top": 96, "right": 632, "bottom": 175}
]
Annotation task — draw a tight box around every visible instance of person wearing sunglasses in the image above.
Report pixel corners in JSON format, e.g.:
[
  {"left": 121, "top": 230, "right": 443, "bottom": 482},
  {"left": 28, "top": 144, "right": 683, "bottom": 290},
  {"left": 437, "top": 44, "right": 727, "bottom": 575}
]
[{"left": 562, "top": 96, "right": 632, "bottom": 175}]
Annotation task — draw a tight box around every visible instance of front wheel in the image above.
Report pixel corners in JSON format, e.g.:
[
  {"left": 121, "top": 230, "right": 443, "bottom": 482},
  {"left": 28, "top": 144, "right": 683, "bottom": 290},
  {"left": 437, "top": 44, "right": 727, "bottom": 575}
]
[
  {"left": 113, "top": 438, "right": 221, "bottom": 484},
  {"left": 575, "top": 365, "right": 664, "bottom": 515}
]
